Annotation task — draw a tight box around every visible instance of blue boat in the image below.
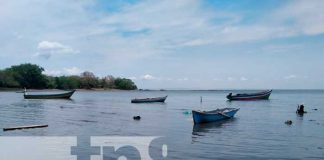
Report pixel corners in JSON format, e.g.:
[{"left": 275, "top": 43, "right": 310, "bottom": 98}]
[{"left": 192, "top": 108, "right": 239, "bottom": 124}]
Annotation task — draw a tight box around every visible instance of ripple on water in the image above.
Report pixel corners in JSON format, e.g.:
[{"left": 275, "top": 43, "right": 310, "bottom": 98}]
[{"left": 1, "top": 90, "right": 324, "bottom": 159}]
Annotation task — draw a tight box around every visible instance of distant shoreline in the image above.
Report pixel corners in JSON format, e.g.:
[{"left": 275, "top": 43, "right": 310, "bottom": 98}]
[
  {"left": 1, "top": 88, "right": 324, "bottom": 92},
  {"left": 0, "top": 88, "right": 136, "bottom": 92}
]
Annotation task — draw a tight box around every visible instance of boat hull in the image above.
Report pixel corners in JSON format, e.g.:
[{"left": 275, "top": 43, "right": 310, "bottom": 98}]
[
  {"left": 192, "top": 108, "right": 239, "bottom": 124},
  {"left": 227, "top": 90, "right": 272, "bottom": 101},
  {"left": 24, "top": 90, "right": 75, "bottom": 99},
  {"left": 131, "top": 96, "right": 167, "bottom": 103}
]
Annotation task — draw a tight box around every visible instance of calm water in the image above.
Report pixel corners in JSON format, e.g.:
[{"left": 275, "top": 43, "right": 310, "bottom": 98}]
[{"left": 1, "top": 90, "right": 324, "bottom": 159}]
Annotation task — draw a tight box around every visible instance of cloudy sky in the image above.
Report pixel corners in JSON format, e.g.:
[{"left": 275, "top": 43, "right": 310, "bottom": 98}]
[{"left": 1, "top": 0, "right": 324, "bottom": 89}]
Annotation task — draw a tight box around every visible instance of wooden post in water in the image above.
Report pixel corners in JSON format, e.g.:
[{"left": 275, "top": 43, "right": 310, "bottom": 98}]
[
  {"left": 3, "top": 124, "right": 48, "bottom": 131},
  {"left": 200, "top": 96, "right": 202, "bottom": 103}
]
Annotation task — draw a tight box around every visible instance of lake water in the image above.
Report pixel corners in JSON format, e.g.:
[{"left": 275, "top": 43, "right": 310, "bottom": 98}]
[{"left": 0, "top": 90, "right": 324, "bottom": 159}]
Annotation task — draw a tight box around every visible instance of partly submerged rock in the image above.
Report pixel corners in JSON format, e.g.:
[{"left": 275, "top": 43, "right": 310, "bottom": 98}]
[
  {"left": 133, "top": 116, "right": 141, "bottom": 120},
  {"left": 285, "top": 120, "right": 292, "bottom": 125}
]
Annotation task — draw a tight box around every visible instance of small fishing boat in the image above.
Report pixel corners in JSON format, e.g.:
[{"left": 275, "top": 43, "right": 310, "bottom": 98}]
[
  {"left": 131, "top": 96, "right": 167, "bottom": 103},
  {"left": 192, "top": 108, "right": 239, "bottom": 124},
  {"left": 24, "top": 90, "right": 76, "bottom": 99},
  {"left": 226, "top": 90, "right": 272, "bottom": 101}
]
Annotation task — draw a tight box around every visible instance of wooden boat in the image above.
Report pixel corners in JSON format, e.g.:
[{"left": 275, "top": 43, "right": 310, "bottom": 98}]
[
  {"left": 131, "top": 96, "right": 167, "bottom": 103},
  {"left": 226, "top": 90, "right": 272, "bottom": 101},
  {"left": 24, "top": 90, "right": 76, "bottom": 99},
  {"left": 192, "top": 108, "right": 239, "bottom": 124}
]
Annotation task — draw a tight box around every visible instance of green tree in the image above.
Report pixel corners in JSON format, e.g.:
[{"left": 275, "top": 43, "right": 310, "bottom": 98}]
[
  {"left": 46, "top": 76, "right": 57, "bottom": 89},
  {"left": 101, "top": 75, "right": 115, "bottom": 89},
  {"left": 0, "top": 70, "right": 4, "bottom": 87},
  {"left": 114, "top": 78, "right": 137, "bottom": 90},
  {"left": 0, "top": 63, "right": 138, "bottom": 90},
  {"left": 66, "top": 76, "right": 81, "bottom": 89},
  {"left": 80, "top": 71, "right": 98, "bottom": 89},
  {"left": 0, "top": 70, "right": 19, "bottom": 87},
  {"left": 5, "top": 63, "right": 47, "bottom": 88},
  {"left": 55, "top": 76, "right": 81, "bottom": 89}
]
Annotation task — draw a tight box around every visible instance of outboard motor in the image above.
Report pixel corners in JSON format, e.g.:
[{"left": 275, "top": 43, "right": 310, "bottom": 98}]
[{"left": 227, "top": 93, "right": 232, "bottom": 99}]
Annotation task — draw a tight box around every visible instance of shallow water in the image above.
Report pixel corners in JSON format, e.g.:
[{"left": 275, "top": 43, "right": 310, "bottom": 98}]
[{"left": 0, "top": 90, "right": 324, "bottom": 159}]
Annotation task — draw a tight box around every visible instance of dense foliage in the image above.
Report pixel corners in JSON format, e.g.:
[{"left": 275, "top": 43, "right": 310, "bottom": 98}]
[
  {"left": 114, "top": 78, "right": 137, "bottom": 90},
  {"left": 0, "top": 63, "right": 137, "bottom": 90}
]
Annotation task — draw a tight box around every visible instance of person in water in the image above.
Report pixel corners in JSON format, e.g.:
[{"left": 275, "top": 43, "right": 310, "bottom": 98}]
[{"left": 296, "top": 104, "right": 307, "bottom": 114}]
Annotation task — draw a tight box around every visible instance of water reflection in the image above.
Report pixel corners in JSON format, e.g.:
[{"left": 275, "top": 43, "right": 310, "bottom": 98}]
[
  {"left": 226, "top": 99, "right": 272, "bottom": 104},
  {"left": 14, "top": 100, "right": 46, "bottom": 114},
  {"left": 1, "top": 90, "right": 324, "bottom": 159},
  {"left": 191, "top": 119, "right": 237, "bottom": 143},
  {"left": 192, "top": 119, "right": 235, "bottom": 135}
]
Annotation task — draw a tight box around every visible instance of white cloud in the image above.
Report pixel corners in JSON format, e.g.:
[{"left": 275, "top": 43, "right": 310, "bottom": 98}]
[
  {"left": 13, "top": 32, "right": 23, "bottom": 39},
  {"left": 38, "top": 41, "right": 69, "bottom": 51},
  {"left": 177, "top": 78, "right": 189, "bottom": 81},
  {"left": 128, "top": 76, "right": 137, "bottom": 80},
  {"left": 240, "top": 77, "right": 248, "bottom": 81},
  {"left": 34, "top": 52, "right": 51, "bottom": 59},
  {"left": 181, "top": 39, "right": 212, "bottom": 47},
  {"left": 3, "top": 0, "right": 324, "bottom": 62},
  {"left": 42, "top": 67, "right": 83, "bottom": 76},
  {"left": 43, "top": 69, "right": 62, "bottom": 76},
  {"left": 227, "top": 77, "right": 235, "bottom": 81},
  {"left": 89, "top": 0, "right": 324, "bottom": 53},
  {"left": 261, "top": 44, "right": 302, "bottom": 54},
  {"left": 141, "top": 74, "right": 156, "bottom": 80},
  {"left": 64, "top": 67, "right": 82, "bottom": 75},
  {"left": 1, "top": 0, "right": 324, "bottom": 89},
  {"left": 284, "top": 75, "right": 297, "bottom": 80},
  {"left": 130, "top": 75, "right": 173, "bottom": 81},
  {"left": 275, "top": 0, "right": 324, "bottom": 35},
  {"left": 35, "top": 41, "right": 79, "bottom": 59}
]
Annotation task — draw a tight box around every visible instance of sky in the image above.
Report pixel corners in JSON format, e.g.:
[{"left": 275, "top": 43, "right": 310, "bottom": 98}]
[{"left": 0, "top": 0, "right": 324, "bottom": 89}]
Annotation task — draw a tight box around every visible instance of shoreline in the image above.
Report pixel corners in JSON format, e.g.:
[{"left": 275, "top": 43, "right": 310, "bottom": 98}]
[
  {"left": 0, "top": 88, "right": 136, "bottom": 92},
  {"left": 1, "top": 88, "right": 324, "bottom": 92}
]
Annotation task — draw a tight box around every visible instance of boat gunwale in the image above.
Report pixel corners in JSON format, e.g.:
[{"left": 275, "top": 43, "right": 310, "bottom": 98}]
[
  {"left": 23, "top": 90, "right": 75, "bottom": 99},
  {"left": 131, "top": 95, "right": 167, "bottom": 101},
  {"left": 227, "top": 90, "right": 272, "bottom": 100},
  {"left": 192, "top": 108, "right": 240, "bottom": 115},
  {"left": 231, "top": 90, "right": 272, "bottom": 97}
]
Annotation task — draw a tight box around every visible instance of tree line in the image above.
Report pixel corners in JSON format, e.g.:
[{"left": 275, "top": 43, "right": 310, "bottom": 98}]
[{"left": 0, "top": 63, "right": 137, "bottom": 90}]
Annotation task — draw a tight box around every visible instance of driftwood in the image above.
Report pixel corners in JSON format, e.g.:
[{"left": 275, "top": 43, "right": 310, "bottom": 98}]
[{"left": 3, "top": 124, "right": 48, "bottom": 131}]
